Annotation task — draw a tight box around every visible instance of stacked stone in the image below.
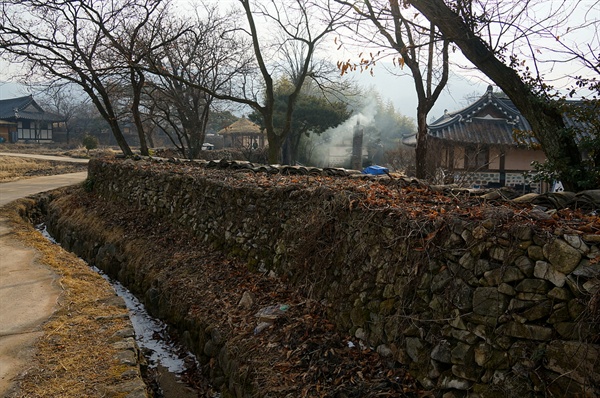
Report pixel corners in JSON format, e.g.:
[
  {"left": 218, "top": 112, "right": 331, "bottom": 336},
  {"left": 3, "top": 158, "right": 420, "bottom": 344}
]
[
  {"left": 396, "top": 222, "right": 600, "bottom": 397},
  {"left": 85, "top": 157, "right": 599, "bottom": 397}
]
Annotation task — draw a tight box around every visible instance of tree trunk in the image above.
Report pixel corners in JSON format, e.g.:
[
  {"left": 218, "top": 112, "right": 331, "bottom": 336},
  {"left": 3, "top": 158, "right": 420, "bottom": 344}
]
[
  {"left": 131, "top": 104, "right": 149, "bottom": 156},
  {"left": 282, "top": 135, "right": 293, "bottom": 165},
  {"left": 290, "top": 130, "right": 303, "bottom": 165},
  {"left": 409, "top": 0, "right": 585, "bottom": 191},
  {"left": 108, "top": 120, "right": 134, "bottom": 156},
  {"left": 415, "top": 108, "right": 429, "bottom": 179},
  {"left": 86, "top": 88, "right": 133, "bottom": 157},
  {"left": 131, "top": 71, "right": 149, "bottom": 156},
  {"left": 267, "top": 131, "right": 283, "bottom": 164}
]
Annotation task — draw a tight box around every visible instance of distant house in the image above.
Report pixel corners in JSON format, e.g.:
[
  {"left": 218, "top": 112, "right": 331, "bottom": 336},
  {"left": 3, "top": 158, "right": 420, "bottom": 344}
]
[
  {"left": 0, "top": 95, "right": 65, "bottom": 143},
  {"left": 218, "top": 118, "right": 266, "bottom": 149}
]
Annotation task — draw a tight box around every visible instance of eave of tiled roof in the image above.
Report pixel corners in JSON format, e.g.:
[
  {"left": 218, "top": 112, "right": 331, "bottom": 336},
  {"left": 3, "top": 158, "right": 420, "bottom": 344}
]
[
  {"left": 427, "top": 86, "right": 535, "bottom": 146},
  {"left": 0, "top": 96, "right": 34, "bottom": 119},
  {"left": 0, "top": 95, "right": 64, "bottom": 122}
]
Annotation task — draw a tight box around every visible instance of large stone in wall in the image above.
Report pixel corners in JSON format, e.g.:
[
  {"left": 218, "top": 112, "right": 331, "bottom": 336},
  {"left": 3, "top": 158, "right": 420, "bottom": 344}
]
[
  {"left": 543, "top": 239, "right": 582, "bottom": 274},
  {"left": 573, "top": 258, "right": 600, "bottom": 278},
  {"left": 497, "top": 322, "right": 552, "bottom": 341},
  {"left": 545, "top": 341, "right": 600, "bottom": 393},
  {"left": 473, "top": 288, "right": 508, "bottom": 318},
  {"left": 446, "top": 278, "right": 474, "bottom": 311},
  {"left": 438, "top": 372, "right": 473, "bottom": 390},
  {"left": 430, "top": 340, "right": 452, "bottom": 364},
  {"left": 474, "top": 343, "right": 510, "bottom": 370},
  {"left": 533, "top": 261, "right": 567, "bottom": 287},
  {"left": 483, "top": 266, "right": 524, "bottom": 286},
  {"left": 518, "top": 300, "right": 552, "bottom": 322},
  {"left": 406, "top": 337, "right": 430, "bottom": 364}
]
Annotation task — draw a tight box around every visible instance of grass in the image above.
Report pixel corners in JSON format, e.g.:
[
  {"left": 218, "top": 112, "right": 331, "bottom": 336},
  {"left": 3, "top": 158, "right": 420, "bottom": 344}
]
[
  {"left": 0, "top": 142, "right": 119, "bottom": 156},
  {"left": 0, "top": 156, "right": 87, "bottom": 182},
  {"left": 0, "top": 157, "right": 49, "bottom": 181},
  {"left": 1, "top": 197, "right": 143, "bottom": 398}
]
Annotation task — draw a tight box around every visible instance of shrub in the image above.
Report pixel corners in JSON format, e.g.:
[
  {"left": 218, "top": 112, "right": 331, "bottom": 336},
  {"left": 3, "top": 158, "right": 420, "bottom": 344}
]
[{"left": 82, "top": 134, "right": 99, "bottom": 155}]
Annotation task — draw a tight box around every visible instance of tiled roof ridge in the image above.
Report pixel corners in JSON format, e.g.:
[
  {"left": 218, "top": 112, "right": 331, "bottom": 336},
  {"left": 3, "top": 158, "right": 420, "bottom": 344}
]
[{"left": 430, "top": 85, "right": 522, "bottom": 129}]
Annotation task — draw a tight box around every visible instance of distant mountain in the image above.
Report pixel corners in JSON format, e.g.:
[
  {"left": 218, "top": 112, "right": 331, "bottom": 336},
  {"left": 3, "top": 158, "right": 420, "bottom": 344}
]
[
  {"left": 351, "top": 66, "right": 488, "bottom": 122},
  {"left": 0, "top": 81, "right": 30, "bottom": 99}
]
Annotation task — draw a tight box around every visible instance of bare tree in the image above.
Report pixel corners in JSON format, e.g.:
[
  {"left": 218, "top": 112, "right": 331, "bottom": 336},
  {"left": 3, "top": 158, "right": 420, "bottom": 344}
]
[
  {"left": 0, "top": 1, "right": 131, "bottom": 154},
  {"left": 33, "top": 84, "right": 87, "bottom": 145},
  {"left": 336, "top": 0, "right": 449, "bottom": 179},
  {"left": 136, "top": 0, "right": 351, "bottom": 164},
  {"left": 0, "top": 0, "right": 184, "bottom": 156},
  {"left": 237, "top": 0, "right": 351, "bottom": 164},
  {"left": 86, "top": 0, "right": 191, "bottom": 156},
  {"left": 143, "top": 4, "right": 252, "bottom": 159},
  {"left": 408, "top": 0, "right": 599, "bottom": 191},
  {"left": 177, "top": 0, "right": 350, "bottom": 164}
]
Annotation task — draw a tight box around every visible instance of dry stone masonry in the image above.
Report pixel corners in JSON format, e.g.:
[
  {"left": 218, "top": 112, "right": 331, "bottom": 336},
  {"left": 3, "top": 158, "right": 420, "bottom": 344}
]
[{"left": 51, "top": 157, "right": 599, "bottom": 397}]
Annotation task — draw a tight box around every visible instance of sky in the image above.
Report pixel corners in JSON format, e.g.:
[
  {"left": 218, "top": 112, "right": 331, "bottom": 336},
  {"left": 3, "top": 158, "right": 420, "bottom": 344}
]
[{"left": 351, "top": 67, "right": 488, "bottom": 122}]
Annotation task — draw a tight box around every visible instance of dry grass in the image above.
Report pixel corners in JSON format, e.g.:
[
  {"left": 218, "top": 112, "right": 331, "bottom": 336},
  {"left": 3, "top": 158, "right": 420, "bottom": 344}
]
[
  {"left": 1, "top": 198, "right": 142, "bottom": 398},
  {"left": 0, "top": 143, "right": 120, "bottom": 160},
  {"left": 0, "top": 157, "right": 48, "bottom": 181},
  {"left": 0, "top": 157, "right": 88, "bottom": 182}
]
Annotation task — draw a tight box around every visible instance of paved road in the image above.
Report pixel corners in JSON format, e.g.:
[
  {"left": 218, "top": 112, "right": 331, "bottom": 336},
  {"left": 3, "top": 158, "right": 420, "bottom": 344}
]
[
  {"left": 0, "top": 167, "right": 88, "bottom": 395},
  {"left": 0, "top": 152, "right": 89, "bottom": 163},
  {"left": 0, "top": 172, "right": 88, "bottom": 206}
]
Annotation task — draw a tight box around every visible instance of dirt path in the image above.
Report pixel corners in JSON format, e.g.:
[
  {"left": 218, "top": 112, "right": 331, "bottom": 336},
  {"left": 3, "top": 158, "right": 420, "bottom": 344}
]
[
  {"left": 0, "top": 220, "right": 61, "bottom": 396},
  {"left": 0, "top": 172, "right": 87, "bottom": 205},
  {"left": 0, "top": 172, "right": 87, "bottom": 395},
  {"left": 0, "top": 152, "right": 89, "bottom": 163}
]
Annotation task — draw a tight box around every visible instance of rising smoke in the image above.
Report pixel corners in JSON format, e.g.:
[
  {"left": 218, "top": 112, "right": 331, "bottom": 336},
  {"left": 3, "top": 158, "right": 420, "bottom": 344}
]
[{"left": 308, "top": 97, "right": 379, "bottom": 168}]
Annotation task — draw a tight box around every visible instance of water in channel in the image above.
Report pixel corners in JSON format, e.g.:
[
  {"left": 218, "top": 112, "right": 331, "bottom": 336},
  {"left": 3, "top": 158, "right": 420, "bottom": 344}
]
[{"left": 37, "top": 224, "right": 211, "bottom": 397}]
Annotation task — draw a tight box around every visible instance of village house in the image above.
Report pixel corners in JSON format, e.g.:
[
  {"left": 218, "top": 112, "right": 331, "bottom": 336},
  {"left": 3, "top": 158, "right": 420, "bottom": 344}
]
[
  {"left": 0, "top": 95, "right": 65, "bottom": 143},
  {"left": 406, "top": 85, "right": 595, "bottom": 193}
]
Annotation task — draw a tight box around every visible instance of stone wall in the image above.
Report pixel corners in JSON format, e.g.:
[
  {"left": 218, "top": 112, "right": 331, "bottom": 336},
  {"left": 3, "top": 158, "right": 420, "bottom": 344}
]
[
  {"left": 453, "top": 171, "right": 541, "bottom": 192},
  {"left": 61, "top": 157, "right": 600, "bottom": 396}
]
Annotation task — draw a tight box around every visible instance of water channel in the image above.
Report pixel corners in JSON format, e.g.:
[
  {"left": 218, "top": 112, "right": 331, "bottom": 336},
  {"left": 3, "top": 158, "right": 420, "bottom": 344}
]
[{"left": 38, "top": 224, "right": 214, "bottom": 397}]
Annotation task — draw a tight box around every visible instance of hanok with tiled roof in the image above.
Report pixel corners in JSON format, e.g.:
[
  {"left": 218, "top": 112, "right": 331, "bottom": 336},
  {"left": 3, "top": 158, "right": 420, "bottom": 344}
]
[
  {"left": 425, "top": 85, "right": 547, "bottom": 192},
  {"left": 428, "top": 85, "right": 534, "bottom": 146},
  {"left": 0, "top": 95, "right": 65, "bottom": 143},
  {"left": 218, "top": 118, "right": 266, "bottom": 149}
]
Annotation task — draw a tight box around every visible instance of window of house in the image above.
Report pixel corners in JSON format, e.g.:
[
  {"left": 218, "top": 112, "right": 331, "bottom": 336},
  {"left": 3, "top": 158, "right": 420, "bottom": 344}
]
[{"left": 465, "top": 146, "right": 489, "bottom": 170}]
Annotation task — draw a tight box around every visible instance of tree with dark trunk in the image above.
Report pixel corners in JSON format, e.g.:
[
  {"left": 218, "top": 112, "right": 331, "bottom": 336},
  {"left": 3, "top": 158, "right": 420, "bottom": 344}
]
[
  {"left": 408, "top": 0, "right": 596, "bottom": 191},
  {"left": 0, "top": 0, "right": 183, "bottom": 157},
  {"left": 139, "top": 0, "right": 349, "bottom": 164},
  {"left": 0, "top": 1, "right": 133, "bottom": 155},
  {"left": 238, "top": 0, "right": 349, "bottom": 164},
  {"left": 143, "top": 4, "right": 250, "bottom": 159},
  {"left": 336, "top": 0, "right": 449, "bottom": 179},
  {"left": 249, "top": 77, "right": 351, "bottom": 165}
]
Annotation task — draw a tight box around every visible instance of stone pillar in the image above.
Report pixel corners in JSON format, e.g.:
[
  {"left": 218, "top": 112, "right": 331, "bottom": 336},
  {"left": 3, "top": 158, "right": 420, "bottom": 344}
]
[{"left": 351, "top": 120, "right": 363, "bottom": 170}]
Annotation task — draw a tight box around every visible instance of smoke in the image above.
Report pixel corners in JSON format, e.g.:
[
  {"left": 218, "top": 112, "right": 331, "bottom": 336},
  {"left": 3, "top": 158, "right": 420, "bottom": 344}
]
[{"left": 308, "top": 94, "right": 380, "bottom": 168}]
